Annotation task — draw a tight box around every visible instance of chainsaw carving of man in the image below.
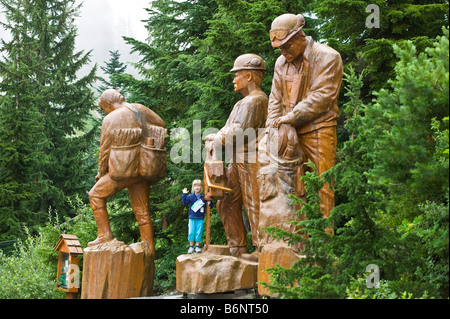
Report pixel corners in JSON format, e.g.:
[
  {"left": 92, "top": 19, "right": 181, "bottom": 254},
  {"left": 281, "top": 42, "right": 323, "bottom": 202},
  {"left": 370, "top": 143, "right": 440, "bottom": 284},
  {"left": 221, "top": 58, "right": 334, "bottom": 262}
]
[
  {"left": 88, "top": 89, "right": 167, "bottom": 254},
  {"left": 267, "top": 14, "right": 343, "bottom": 224},
  {"left": 205, "top": 54, "right": 268, "bottom": 260}
]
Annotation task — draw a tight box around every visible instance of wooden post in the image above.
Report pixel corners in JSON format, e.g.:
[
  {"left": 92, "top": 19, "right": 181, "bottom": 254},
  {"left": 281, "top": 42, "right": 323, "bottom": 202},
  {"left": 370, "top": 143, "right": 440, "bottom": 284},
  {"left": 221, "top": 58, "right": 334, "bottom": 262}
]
[
  {"left": 205, "top": 200, "right": 211, "bottom": 251},
  {"left": 66, "top": 292, "right": 78, "bottom": 299}
]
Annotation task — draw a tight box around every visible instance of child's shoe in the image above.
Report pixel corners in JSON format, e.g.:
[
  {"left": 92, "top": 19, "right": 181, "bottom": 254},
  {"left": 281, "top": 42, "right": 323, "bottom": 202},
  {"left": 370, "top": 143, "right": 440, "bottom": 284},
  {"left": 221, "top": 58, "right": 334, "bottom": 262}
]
[
  {"left": 194, "top": 245, "right": 202, "bottom": 253},
  {"left": 187, "top": 246, "right": 194, "bottom": 254}
]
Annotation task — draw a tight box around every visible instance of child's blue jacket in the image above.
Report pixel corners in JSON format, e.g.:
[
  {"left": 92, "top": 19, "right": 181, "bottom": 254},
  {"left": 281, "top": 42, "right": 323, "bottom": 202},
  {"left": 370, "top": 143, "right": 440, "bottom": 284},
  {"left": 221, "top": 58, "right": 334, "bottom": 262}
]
[{"left": 182, "top": 193, "right": 213, "bottom": 219}]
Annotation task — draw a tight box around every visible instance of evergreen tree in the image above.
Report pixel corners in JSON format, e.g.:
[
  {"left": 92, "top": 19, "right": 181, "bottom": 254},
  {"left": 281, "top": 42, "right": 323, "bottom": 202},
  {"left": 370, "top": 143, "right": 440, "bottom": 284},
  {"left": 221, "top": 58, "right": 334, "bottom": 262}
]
[
  {"left": 32, "top": 0, "right": 98, "bottom": 216},
  {"left": 98, "top": 50, "right": 127, "bottom": 95},
  {"left": 0, "top": 0, "right": 98, "bottom": 238},
  {"left": 336, "top": 28, "right": 449, "bottom": 298},
  {"left": 119, "top": 0, "right": 222, "bottom": 292},
  {"left": 355, "top": 27, "right": 449, "bottom": 223},
  {"left": 314, "top": 0, "right": 449, "bottom": 94},
  {"left": 0, "top": 0, "right": 52, "bottom": 239},
  {"left": 339, "top": 30, "right": 449, "bottom": 298}
]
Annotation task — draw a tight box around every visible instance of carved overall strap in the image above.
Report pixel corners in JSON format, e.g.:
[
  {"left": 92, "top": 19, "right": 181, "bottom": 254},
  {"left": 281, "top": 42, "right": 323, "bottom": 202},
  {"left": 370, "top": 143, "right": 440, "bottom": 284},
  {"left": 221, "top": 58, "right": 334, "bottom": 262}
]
[{"left": 284, "top": 60, "right": 307, "bottom": 113}]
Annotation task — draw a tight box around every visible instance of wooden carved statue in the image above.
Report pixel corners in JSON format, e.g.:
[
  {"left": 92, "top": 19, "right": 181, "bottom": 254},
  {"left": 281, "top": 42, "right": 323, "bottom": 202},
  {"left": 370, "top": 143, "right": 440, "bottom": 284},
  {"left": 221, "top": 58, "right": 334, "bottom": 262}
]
[
  {"left": 204, "top": 54, "right": 268, "bottom": 261},
  {"left": 259, "top": 12, "right": 343, "bottom": 240},
  {"left": 87, "top": 89, "right": 167, "bottom": 251},
  {"left": 257, "top": 13, "right": 343, "bottom": 295}
]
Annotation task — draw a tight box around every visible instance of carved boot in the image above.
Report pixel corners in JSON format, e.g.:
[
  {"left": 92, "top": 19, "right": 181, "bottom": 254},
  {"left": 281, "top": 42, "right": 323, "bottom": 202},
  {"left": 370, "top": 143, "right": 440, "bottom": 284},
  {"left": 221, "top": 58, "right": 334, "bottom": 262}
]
[{"left": 88, "top": 208, "right": 114, "bottom": 247}]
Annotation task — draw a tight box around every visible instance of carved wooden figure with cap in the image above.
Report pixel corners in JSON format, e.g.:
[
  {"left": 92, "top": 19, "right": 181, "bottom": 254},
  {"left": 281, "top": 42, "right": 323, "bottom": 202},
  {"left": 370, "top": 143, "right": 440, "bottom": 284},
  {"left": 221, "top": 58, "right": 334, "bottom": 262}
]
[
  {"left": 257, "top": 13, "right": 343, "bottom": 296},
  {"left": 204, "top": 54, "right": 268, "bottom": 261},
  {"left": 266, "top": 13, "right": 343, "bottom": 229}
]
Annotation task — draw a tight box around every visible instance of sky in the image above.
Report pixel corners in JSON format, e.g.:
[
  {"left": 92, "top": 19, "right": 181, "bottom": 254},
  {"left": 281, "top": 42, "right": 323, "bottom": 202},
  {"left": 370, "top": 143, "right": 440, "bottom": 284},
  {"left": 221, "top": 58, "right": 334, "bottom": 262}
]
[
  {"left": 0, "top": 0, "right": 152, "bottom": 85},
  {"left": 75, "top": 0, "right": 151, "bottom": 82}
]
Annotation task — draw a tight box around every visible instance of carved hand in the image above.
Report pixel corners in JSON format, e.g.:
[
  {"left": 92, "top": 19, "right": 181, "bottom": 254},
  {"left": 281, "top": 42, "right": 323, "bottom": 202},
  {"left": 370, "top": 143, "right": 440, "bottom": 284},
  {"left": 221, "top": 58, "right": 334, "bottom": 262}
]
[{"left": 273, "top": 113, "right": 295, "bottom": 128}]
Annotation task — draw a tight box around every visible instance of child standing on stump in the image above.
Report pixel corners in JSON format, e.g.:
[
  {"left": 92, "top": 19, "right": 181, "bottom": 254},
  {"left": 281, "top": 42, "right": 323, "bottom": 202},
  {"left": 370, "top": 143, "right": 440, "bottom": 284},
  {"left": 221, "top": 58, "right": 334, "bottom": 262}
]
[{"left": 182, "top": 179, "right": 211, "bottom": 254}]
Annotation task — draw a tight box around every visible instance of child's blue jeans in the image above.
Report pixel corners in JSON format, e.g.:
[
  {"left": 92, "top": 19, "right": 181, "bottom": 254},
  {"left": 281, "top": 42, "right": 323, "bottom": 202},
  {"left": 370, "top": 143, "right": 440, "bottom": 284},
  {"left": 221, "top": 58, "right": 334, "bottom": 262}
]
[{"left": 188, "top": 218, "right": 204, "bottom": 243}]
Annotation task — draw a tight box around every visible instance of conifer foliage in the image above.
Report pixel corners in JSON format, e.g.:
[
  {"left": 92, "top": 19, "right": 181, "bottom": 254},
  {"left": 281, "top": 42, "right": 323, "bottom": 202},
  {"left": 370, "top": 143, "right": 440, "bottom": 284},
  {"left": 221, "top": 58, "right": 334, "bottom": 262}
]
[
  {"left": 315, "top": 0, "right": 449, "bottom": 93},
  {"left": 98, "top": 50, "right": 127, "bottom": 95},
  {"left": 0, "top": 0, "right": 98, "bottom": 240}
]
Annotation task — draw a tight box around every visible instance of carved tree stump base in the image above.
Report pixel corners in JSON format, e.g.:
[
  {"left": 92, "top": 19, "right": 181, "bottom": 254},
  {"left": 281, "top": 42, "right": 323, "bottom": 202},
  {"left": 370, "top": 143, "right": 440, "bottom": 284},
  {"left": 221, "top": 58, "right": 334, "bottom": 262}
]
[
  {"left": 176, "top": 252, "right": 258, "bottom": 294},
  {"left": 202, "top": 244, "right": 231, "bottom": 256},
  {"left": 257, "top": 241, "right": 304, "bottom": 296},
  {"left": 81, "top": 239, "right": 155, "bottom": 299}
]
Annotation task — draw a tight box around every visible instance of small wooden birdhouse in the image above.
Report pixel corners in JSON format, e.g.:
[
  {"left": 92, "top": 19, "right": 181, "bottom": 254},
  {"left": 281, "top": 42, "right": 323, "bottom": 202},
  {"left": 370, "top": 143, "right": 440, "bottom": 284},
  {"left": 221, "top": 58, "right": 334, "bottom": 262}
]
[{"left": 53, "top": 234, "right": 83, "bottom": 298}]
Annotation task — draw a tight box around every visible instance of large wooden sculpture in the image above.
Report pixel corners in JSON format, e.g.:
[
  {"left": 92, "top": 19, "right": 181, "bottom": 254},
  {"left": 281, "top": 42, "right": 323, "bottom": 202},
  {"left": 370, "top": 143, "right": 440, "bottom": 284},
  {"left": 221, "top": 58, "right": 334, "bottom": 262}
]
[
  {"left": 82, "top": 89, "right": 167, "bottom": 299},
  {"left": 257, "top": 13, "right": 343, "bottom": 295},
  {"left": 205, "top": 53, "right": 268, "bottom": 260}
]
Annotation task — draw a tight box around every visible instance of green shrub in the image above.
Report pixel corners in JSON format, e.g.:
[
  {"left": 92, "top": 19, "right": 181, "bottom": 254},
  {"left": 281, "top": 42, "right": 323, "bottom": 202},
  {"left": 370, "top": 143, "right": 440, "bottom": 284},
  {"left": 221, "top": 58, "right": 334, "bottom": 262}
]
[{"left": 0, "top": 228, "right": 64, "bottom": 299}]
